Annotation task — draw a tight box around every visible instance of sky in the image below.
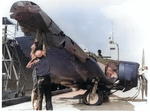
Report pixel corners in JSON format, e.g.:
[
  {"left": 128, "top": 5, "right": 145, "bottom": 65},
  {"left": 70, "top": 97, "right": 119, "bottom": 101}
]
[{"left": 1, "top": 0, "right": 150, "bottom": 68}]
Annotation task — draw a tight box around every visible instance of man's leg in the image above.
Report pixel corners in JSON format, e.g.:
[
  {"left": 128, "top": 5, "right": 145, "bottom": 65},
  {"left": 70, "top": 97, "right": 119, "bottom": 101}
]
[
  {"left": 31, "top": 90, "right": 37, "bottom": 110},
  {"left": 45, "top": 85, "right": 53, "bottom": 110},
  {"left": 44, "top": 75, "right": 53, "bottom": 110},
  {"left": 35, "top": 78, "right": 44, "bottom": 110},
  {"left": 31, "top": 68, "right": 38, "bottom": 110}
]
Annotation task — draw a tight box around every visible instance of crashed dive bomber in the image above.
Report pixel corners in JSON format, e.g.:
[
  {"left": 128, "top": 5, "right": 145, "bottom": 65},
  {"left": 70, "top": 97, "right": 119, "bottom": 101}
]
[{"left": 10, "top": 1, "right": 139, "bottom": 105}]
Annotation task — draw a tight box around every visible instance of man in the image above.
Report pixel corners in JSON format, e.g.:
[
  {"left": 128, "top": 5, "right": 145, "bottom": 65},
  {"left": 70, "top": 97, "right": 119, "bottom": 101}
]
[
  {"left": 30, "top": 40, "right": 47, "bottom": 110},
  {"left": 29, "top": 42, "right": 38, "bottom": 110},
  {"left": 26, "top": 50, "right": 53, "bottom": 110},
  {"left": 98, "top": 49, "right": 103, "bottom": 58}
]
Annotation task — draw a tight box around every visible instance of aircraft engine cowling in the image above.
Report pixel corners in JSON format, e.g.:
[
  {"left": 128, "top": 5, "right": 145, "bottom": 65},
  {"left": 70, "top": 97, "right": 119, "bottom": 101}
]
[{"left": 118, "top": 61, "right": 139, "bottom": 92}]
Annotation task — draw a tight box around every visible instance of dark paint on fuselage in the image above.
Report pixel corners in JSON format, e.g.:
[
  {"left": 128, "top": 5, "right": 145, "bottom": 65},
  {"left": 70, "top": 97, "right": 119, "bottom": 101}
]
[{"left": 47, "top": 47, "right": 110, "bottom": 88}]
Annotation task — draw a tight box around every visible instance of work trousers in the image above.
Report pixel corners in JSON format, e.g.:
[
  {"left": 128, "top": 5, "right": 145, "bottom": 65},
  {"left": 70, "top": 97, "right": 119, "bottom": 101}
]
[
  {"left": 36, "top": 75, "right": 53, "bottom": 110},
  {"left": 31, "top": 68, "right": 38, "bottom": 110},
  {"left": 32, "top": 68, "right": 37, "bottom": 94}
]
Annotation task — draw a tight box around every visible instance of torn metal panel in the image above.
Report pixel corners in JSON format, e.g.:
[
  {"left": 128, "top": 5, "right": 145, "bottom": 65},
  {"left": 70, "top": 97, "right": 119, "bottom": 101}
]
[
  {"left": 39, "top": 11, "right": 52, "bottom": 28},
  {"left": 65, "top": 36, "right": 89, "bottom": 63},
  {"left": 48, "top": 20, "right": 62, "bottom": 34}
]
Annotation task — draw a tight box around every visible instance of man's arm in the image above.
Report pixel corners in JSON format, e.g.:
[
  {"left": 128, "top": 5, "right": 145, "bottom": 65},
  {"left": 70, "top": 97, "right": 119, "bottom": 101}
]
[
  {"left": 26, "top": 59, "right": 40, "bottom": 68},
  {"left": 42, "top": 43, "right": 47, "bottom": 56}
]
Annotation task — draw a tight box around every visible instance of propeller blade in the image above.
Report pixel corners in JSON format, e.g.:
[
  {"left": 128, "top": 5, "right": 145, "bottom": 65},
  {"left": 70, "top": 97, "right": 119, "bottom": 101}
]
[
  {"left": 145, "top": 79, "right": 147, "bottom": 97},
  {"left": 139, "top": 49, "right": 148, "bottom": 100},
  {"left": 142, "top": 49, "right": 145, "bottom": 69},
  {"left": 141, "top": 78, "right": 144, "bottom": 99},
  {"left": 141, "top": 74, "right": 147, "bottom": 99}
]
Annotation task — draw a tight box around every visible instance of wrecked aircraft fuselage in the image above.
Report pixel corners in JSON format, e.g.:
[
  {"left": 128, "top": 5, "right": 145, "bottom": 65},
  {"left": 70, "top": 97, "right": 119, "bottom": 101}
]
[{"left": 10, "top": 1, "right": 140, "bottom": 105}]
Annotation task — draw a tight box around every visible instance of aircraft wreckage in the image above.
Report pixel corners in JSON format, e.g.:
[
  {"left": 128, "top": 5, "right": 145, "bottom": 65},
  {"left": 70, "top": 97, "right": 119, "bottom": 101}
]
[{"left": 3, "top": 1, "right": 147, "bottom": 105}]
